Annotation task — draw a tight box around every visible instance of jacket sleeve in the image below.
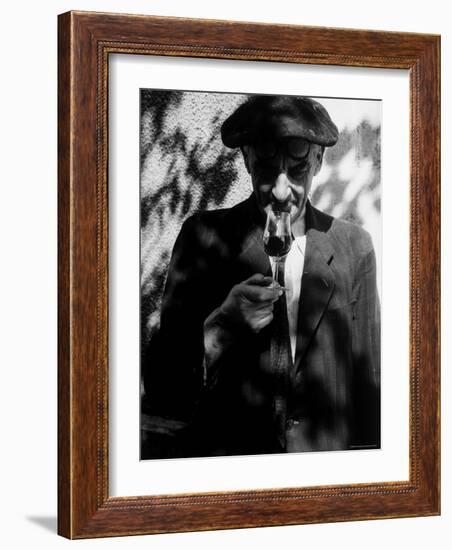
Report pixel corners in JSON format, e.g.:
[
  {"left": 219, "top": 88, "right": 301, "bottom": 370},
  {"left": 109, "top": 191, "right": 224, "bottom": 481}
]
[
  {"left": 143, "top": 213, "right": 239, "bottom": 422},
  {"left": 143, "top": 215, "right": 210, "bottom": 423},
  {"left": 351, "top": 240, "right": 381, "bottom": 448}
]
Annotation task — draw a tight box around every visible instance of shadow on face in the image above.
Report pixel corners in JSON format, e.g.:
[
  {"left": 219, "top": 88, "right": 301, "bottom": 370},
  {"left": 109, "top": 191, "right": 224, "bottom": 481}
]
[{"left": 242, "top": 140, "right": 324, "bottom": 223}]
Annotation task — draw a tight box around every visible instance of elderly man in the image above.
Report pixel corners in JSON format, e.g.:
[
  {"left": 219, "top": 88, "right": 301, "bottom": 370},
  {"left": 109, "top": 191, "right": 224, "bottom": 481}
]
[{"left": 143, "top": 95, "right": 380, "bottom": 458}]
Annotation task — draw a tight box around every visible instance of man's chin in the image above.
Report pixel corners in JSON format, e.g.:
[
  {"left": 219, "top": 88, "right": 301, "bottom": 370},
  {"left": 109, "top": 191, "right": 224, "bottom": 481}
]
[{"left": 289, "top": 204, "right": 306, "bottom": 223}]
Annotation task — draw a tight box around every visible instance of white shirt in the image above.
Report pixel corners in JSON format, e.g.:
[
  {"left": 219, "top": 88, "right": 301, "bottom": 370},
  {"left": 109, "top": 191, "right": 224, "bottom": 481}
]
[{"left": 271, "top": 235, "right": 306, "bottom": 361}]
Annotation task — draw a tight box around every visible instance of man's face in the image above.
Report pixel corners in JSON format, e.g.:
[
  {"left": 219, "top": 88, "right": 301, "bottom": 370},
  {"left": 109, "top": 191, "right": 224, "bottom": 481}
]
[{"left": 243, "top": 137, "right": 324, "bottom": 223}]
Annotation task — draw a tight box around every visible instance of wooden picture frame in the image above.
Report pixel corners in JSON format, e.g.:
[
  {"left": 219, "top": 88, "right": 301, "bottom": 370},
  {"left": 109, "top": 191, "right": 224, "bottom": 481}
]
[{"left": 58, "top": 11, "right": 440, "bottom": 538}]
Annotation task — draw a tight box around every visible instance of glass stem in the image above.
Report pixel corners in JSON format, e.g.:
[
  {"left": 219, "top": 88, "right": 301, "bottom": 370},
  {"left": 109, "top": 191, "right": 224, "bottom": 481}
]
[{"left": 274, "top": 258, "right": 280, "bottom": 286}]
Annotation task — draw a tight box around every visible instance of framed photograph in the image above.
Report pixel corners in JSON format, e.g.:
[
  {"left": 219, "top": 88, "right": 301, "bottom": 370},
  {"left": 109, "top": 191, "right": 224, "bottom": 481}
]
[{"left": 58, "top": 11, "right": 440, "bottom": 538}]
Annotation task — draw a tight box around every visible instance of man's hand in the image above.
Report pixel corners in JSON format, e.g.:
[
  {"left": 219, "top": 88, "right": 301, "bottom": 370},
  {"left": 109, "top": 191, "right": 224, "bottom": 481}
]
[{"left": 219, "top": 273, "right": 283, "bottom": 333}]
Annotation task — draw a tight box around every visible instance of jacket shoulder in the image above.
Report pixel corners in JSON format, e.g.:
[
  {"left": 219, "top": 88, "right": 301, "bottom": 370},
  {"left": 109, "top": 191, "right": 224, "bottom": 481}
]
[
  {"left": 331, "top": 216, "right": 374, "bottom": 256},
  {"left": 181, "top": 197, "right": 255, "bottom": 234},
  {"left": 309, "top": 203, "right": 374, "bottom": 256},
  {"left": 177, "top": 197, "right": 254, "bottom": 255}
]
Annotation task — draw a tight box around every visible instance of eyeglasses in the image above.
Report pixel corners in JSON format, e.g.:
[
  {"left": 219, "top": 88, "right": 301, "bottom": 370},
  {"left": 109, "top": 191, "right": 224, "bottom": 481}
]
[{"left": 253, "top": 137, "right": 311, "bottom": 161}]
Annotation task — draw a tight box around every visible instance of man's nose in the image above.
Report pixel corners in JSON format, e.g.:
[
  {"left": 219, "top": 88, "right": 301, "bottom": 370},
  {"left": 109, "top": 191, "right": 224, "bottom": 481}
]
[{"left": 272, "top": 172, "right": 291, "bottom": 202}]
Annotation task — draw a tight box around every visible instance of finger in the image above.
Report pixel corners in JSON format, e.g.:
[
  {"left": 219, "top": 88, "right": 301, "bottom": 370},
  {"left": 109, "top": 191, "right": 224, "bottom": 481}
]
[
  {"left": 242, "top": 285, "right": 282, "bottom": 303},
  {"left": 251, "top": 300, "right": 277, "bottom": 312},
  {"left": 266, "top": 280, "right": 288, "bottom": 292},
  {"left": 252, "top": 312, "right": 274, "bottom": 332},
  {"left": 243, "top": 273, "right": 274, "bottom": 287}
]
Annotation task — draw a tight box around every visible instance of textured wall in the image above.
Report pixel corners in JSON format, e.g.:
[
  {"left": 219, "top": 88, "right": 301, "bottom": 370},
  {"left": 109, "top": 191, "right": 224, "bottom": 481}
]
[{"left": 140, "top": 90, "right": 381, "bottom": 345}]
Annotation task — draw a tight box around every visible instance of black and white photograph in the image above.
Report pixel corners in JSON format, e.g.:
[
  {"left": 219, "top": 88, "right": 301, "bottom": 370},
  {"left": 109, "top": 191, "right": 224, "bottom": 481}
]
[
  {"left": 140, "top": 90, "right": 382, "bottom": 460},
  {"left": 0, "top": 0, "right": 446, "bottom": 544}
]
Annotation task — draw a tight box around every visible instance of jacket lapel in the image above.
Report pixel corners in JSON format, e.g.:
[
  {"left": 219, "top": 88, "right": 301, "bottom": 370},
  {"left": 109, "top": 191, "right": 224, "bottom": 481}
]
[
  {"left": 234, "top": 196, "right": 272, "bottom": 276},
  {"left": 237, "top": 225, "right": 272, "bottom": 276},
  {"left": 294, "top": 208, "right": 335, "bottom": 372}
]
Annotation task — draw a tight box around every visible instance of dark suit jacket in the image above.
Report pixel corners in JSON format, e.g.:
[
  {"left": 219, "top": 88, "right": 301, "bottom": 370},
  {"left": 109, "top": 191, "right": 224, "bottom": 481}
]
[{"left": 143, "top": 195, "right": 380, "bottom": 458}]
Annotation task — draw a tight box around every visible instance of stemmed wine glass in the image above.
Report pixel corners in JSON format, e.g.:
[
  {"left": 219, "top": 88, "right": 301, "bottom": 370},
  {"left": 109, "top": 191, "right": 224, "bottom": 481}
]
[{"left": 263, "top": 207, "right": 293, "bottom": 286}]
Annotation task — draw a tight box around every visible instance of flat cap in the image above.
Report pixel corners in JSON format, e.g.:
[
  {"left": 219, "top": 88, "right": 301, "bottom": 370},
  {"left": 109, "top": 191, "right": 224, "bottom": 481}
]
[{"left": 221, "top": 95, "right": 338, "bottom": 148}]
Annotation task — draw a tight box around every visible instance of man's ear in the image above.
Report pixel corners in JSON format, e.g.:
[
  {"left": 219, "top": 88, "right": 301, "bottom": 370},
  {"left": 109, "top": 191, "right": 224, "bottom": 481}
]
[
  {"left": 241, "top": 145, "right": 251, "bottom": 174},
  {"left": 313, "top": 146, "right": 324, "bottom": 176}
]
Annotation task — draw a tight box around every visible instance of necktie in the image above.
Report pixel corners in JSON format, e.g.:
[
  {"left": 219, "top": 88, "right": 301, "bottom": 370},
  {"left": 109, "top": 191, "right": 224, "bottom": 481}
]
[{"left": 271, "top": 259, "right": 293, "bottom": 450}]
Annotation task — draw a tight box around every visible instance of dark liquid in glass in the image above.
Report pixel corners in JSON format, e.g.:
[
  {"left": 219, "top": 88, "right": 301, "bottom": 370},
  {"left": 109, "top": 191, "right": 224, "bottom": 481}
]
[{"left": 263, "top": 235, "right": 292, "bottom": 258}]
